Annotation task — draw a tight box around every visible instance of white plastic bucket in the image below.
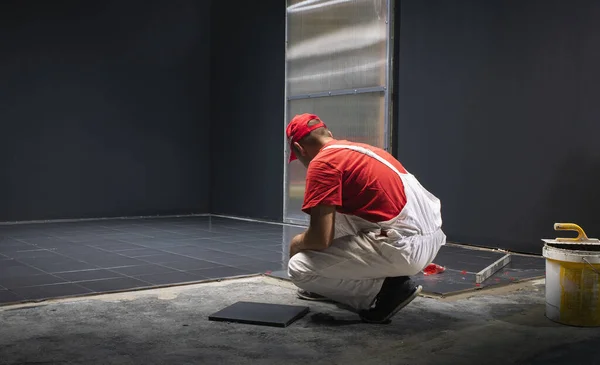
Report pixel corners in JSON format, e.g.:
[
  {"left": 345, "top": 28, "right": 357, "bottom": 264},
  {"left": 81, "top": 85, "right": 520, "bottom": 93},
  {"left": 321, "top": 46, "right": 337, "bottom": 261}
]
[{"left": 543, "top": 244, "right": 600, "bottom": 327}]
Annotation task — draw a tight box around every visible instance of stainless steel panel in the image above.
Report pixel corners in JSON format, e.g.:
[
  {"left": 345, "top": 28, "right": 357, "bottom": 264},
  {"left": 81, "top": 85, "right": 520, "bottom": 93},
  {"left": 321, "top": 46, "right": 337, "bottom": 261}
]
[
  {"left": 284, "top": 92, "right": 386, "bottom": 222},
  {"left": 286, "top": 0, "right": 388, "bottom": 96}
]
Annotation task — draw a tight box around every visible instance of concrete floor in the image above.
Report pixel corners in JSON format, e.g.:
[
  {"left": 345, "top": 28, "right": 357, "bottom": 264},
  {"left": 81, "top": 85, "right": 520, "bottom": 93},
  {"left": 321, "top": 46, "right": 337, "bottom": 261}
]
[{"left": 0, "top": 276, "right": 598, "bottom": 365}]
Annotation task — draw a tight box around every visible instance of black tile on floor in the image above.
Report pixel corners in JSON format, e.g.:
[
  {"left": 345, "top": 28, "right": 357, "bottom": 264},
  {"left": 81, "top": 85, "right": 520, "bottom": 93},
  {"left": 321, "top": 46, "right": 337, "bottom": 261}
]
[
  {"left": 136, "top": 253, "right": 191, "bottom": 264},
  {"left": 0, "top": 260, "right": 46, "bottom": 278},
  {"left": 111, "top": 264, "right": 177, "bottom": 277},
  {"left": 73, "top": 253, "right": 145, "bottom": 268},
  {"left": 18, "top": 257, "right": 98, "bottom": 273},
  {"left": 160, "top": 245, "right": 212, "bottom": 256},
  {"left": 208, "top": 301, "right": 309, "bottom": 328},
  {"left": 134, "top": 271, "right": 204, "bottom": 285},
  {"left": 189, "top": 266, "right": 254, "bottom": 279},
  {"left": 161, "top": 259, "right": 224, "bottom": 271},
  {"left": 212, "top": 244, "right": 279, "bottom": 256},
  {"left": 0, "top": 241, "right": 39, "bottom": 253},
  {"left": 87, "top": 241, "right": 144, "bottom": 252},
  {"left": 55, "top": 269, "right": 125, "bottom": 282},
  {"left": 0, "top": 290, "right": 24, "bottom": 304},
  {"left": 117, "top": 248, "right": 165, "bottom": 258},
  {"left": 10, "top": 283, "right": 93, "bottom": 301},
  {"left": 6, "top": 249, "right": 67, "bottom": 260},
  {"left": 0, "top": 274, "right": 67, "bottom": 289},
  {"left": 209, "top": 255, "right": 269, "bottom": 267},
  {"left": 245, "top": 252, "right": 285, "bottom": 263},
  {"left": 78, "top": 277, "right": 151, "bottom": 292}
]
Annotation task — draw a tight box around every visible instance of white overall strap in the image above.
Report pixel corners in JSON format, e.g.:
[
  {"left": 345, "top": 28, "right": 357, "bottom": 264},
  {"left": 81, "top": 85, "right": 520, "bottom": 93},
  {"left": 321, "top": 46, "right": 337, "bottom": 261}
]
[{"left": 323, "top": 144, "right": 404, "bottom": 178}]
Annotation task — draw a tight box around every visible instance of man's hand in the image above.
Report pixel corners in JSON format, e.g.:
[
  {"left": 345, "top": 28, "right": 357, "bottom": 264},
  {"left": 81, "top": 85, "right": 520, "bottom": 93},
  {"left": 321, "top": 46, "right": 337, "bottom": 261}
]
[{"left": 288, "top": 205, "right": 336, "bottom": 259}]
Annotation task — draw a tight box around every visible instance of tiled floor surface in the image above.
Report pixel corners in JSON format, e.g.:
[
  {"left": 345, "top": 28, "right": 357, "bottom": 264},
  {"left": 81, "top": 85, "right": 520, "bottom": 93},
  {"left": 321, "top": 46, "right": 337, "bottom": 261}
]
[
  {"left": 0, "top": 216, "right": 545, "bottom": 304},
  {"left": 0, "top": 216, "right": 289, "bottom": 305}
]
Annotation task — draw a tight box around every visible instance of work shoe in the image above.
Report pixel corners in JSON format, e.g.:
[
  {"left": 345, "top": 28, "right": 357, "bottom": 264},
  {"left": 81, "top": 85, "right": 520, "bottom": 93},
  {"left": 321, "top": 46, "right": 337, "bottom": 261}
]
[
  {"left": 359, "top": 276, "right": 422, "bottom": 324},
  {"left": 296, "top": 289, "right": 331, "bottom": 302}
]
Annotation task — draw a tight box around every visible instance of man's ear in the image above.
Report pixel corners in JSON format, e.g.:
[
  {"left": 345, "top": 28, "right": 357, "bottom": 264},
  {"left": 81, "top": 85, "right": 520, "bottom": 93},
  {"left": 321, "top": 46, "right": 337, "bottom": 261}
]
[{"left": 293, "top": 142, "right": 306, "bottom": 156}]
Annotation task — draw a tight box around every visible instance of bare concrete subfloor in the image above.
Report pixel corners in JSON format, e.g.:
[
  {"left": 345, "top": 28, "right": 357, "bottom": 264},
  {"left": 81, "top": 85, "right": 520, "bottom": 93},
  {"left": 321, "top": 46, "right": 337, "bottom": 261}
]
[{"left": 0, "top": 276, "right": 599, "bottom": 365}]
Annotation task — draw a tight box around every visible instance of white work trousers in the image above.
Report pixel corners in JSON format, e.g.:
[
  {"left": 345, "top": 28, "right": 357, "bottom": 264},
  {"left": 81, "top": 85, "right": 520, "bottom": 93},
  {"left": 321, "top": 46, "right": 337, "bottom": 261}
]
[{"left": 287, "top": 229, "right": 446, "bottom": 310}]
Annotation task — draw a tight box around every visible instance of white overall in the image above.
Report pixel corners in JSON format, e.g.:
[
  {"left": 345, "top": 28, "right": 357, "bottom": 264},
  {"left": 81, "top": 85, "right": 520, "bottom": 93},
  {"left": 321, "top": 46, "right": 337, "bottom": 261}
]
[{"left": 287, "top": 144, "right": 446, "bottom": 310}]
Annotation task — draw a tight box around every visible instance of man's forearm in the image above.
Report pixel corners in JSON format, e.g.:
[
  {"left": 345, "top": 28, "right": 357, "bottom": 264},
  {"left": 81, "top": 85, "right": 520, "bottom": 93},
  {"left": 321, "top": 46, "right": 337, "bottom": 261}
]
[{"left": 294, "top": 229, "right": 328, "bottom": 252}]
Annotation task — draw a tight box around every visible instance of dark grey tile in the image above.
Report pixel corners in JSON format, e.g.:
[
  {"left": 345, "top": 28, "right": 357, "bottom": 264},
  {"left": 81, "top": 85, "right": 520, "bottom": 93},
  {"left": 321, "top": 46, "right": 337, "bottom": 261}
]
[
  {"left": 160, "top": 245, "right": 212, "bottom": 256},
  {"left": 4, "top": 249, "right": 65, "bottom": 260},
  {"left": 56, "top": 246, "right": 108, "bottom": 258},
  {"left": 136, "top": 253, "right": 190, "bottom": 264},
  {"left": 0, "top": 290, "right": 24, "bottom": 304},
  {"left": 87, "top": 241, "right": 144, "bottom": 251},
  {"left": 0, "top": 241, "right": 39, "bottom": 253},
  {"left": 190, "top": 266, "right": 254, "bottom": 279},
  {"left": 245, "top": 252, "right": 285, "bottom": 262},
  {"left": 0, "top": 260, "right": 46, "bottom": 278},
  {"left": 18, "top": 236, "right": 72, "bottom": 247},
  {"left": 162, "top": 259, "right": 224, "bottom": 271},
  {"left": 78, "top": 277, "right": 151, "bottom": 292},
  {"left": 125, "top": 238, "right": 196, "bottom": 249},
  {"left": 0, "top": 274, "right": 68, "bottom": 289},
  {"left": 11, "top": 283, "right": 93, "bottom": 301},
  {"left": 210, "top": 256, "right": 267, "bottom": 267},
  {"left": 134, "top": 271, "right": 204, "bottom": 285},
  {"left": 118, "top": 248, "right": 165, "bottom": 258},
  {"left": 56, "top": 269, "right": 125, "bottom": 282},
  {"left": 188, "top": 250, "right": 240, "bottom": 261},
  {"left": 20, "top": 257, "right": 98, "bottom": 273},
  {"left": 208, "top": 301, "right": 309, "bottom": 328},
  {"left": 213, "top": 244, "right": 279, "bottom": 256},
  {"left": 72, "top": 253, "right": 145, "bottom": 268},
  {"left": 111, "top": 264, "right": 177, "bottom": 277}
]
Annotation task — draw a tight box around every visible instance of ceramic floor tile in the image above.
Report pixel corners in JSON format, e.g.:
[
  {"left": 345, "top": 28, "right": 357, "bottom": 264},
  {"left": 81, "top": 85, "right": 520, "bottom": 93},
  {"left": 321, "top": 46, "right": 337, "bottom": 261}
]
[
  {"left": 78, "top": 277, "right": 151, "bottom": 292},
  {"left": 87, "top": 241, "right": 144, "bottom": 252},
  {"left": 245, "top": 252, "right": 285, "bottom": 262},
  {"left": 26, "top": 259, "right": 99, "bottom": 274},
  {"left": 161, "top": 259, "right": 224, "bottom": 271},
  {"left": 209, "top": 256, "right": 269, "bottom": 267},
  {"left": 0, "top": 290, "right": 24, "bottom": 304},
  {"left": 134, "top": 271, "right": 205, "bottom": 285},
  {"left": 5, "top": 249, "right": 66, "bottom": 260},
  {"left": 117, "top": 248, "right": 165, "bottom": 258},
  {"left": 208, "top": 301, "right": 309, "bottom": 328},
  {"left": 10, "top": 283, "right": 93, "bottom": 301},
  {"left": 74, "top": 253, "right": 145, "bottom": 268},
  {"left": 111, "top": 264, "right": 177, "bottom": 277},
  {"left": 55, "top": 269, "right": 125, "bottom": 282},
  {"left": 136, "top": 253, "right": 190, "bottom": 264},
  {"left": 189, "top": 266, "right": 254, "bottom": 279},
  {"left": 0, "top": 274, "right": 68, "bottom": 289},
  {"left": 0, "top": 260, "right": 46, "bottom": 278}
]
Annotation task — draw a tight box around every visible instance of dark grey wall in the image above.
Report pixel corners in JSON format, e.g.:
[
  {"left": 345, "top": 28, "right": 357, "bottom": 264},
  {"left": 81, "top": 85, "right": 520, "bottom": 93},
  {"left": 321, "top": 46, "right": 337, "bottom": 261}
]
[
  {"left": 0, "top": 1, "right": 211, "bottom": 221},
  {"left": 209, "top": 0, "right": 285, "bottom": 221},
  {"left": 396, "top": 0, "right": 600, "bottom": 253}
]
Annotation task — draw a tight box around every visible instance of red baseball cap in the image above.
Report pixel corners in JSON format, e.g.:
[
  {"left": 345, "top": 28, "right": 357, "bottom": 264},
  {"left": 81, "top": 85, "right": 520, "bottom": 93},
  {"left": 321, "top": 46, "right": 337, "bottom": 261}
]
[{"left": 286, "top": 113, "right": 327, "bottom": 162}]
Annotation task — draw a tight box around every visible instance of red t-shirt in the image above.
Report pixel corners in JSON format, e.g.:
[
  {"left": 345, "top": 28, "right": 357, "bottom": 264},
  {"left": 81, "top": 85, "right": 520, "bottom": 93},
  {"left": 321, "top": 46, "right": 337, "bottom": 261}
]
[{"left": 302, "top": 140, "right": 408, "bottom": 223}]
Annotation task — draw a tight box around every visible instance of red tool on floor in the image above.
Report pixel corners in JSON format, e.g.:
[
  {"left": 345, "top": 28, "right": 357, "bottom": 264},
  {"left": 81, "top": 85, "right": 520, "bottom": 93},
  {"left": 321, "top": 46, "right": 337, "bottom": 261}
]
[{"left": 423, "top": 263, "right": 445, "bottom": 276}]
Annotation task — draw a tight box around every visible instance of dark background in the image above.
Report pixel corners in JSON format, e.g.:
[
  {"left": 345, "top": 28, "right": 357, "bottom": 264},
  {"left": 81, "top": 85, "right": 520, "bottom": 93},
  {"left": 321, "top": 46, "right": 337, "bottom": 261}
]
[
  {"left": 1, "top": 0, "right": 598, "bottom": 253},
  {"left": 0, "top": 0, "right": 212, "bottom": 221},
  {"left": 395, "top": 0, "right": 600, "bottom": 252}
]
